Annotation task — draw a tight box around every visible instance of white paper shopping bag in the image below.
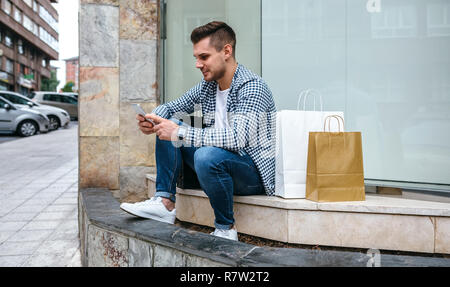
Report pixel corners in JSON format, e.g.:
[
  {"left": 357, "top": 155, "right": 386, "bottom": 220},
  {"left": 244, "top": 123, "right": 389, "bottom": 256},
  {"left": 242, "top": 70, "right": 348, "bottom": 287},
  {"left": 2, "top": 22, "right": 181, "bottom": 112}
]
[{"left": 275, "top": 90, "right": 344, "bottom": 198}]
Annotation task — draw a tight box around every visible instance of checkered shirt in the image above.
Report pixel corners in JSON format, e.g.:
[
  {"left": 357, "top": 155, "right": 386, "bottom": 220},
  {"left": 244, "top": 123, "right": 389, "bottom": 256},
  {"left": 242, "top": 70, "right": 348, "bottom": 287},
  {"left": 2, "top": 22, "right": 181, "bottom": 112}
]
[{"left": 153, "top": 64, "right": 277, "bottom": 195}]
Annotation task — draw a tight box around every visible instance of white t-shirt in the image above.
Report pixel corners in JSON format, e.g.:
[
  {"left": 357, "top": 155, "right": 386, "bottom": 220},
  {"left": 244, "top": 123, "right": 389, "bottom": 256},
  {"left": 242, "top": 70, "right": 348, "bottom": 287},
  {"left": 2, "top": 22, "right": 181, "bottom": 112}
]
[{"left": 214, "top": 85, "right": 230, "bottom": 129}]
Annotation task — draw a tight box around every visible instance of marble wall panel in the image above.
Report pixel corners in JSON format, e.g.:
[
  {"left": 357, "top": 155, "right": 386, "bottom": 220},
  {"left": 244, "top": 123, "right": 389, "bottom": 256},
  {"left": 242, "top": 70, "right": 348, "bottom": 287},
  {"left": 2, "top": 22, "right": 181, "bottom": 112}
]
[
  {"left": 119, "top": 166, "right": 156, "bottom": 202},
  {"left": 79, "top": 136, "right": 120, "bottom": 190},
  {"left": 234, "top": 203, "right": 288, "bottom": 242},
  {"left": 80, "top": 4, "right": 119, "bottom": 67},
  {"left": 80, "top": 0, "right": 119, "bottom": 5},
  {"left": 153, "top": 245, "right": 186, "bottom": 267},
  {"left": 120, "top": 102, "right": 157, "bottom": 166},
  {"left": 79, "top": 67, "right": 119, "bottom": 136},
  {"left": 435, "top": 217, "right": 450, "bottom": 254},
  {"left": 288, "top": 210, "right": 435, "bottom": 253},
  {"left": 120, "top": 0, "right": 158, "bottom": 40},
  {"left": 148, "top": 175, "right": 156, "bottom": 198},
  {"left": 87, "top": 226, "right": 129, "bottom": 267},
  {"left": 175, "top": 193, "right": 216, "bottom": 228},
  {"left": 128, "top": 238, "right": 153, "bottom": 267},
  {"left": 120, "top": 40, "right": 158, "bottom": 102},
  {"left": 79, "top": 0, "right": 160, "bottom": 202},
  {"left": 185, "top": 255, "right": 229, "bottom": 267}
]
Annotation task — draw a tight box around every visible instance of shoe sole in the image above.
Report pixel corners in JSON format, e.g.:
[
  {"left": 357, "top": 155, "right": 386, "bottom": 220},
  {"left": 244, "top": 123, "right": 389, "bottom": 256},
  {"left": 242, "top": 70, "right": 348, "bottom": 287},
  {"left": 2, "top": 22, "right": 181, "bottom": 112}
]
[
  {"left": 120, "top": 205, "right": 175, "bottom": 224},
  {"left": 210, "top": 232, "right": 239, "bottom": 241}
]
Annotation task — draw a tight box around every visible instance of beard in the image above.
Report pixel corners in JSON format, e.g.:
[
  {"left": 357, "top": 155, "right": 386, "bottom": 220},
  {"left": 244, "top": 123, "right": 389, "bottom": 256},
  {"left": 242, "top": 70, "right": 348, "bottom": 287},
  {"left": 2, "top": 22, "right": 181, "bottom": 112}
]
[{"left": 203, "top": 63, "right": 226, "bottom": 82}]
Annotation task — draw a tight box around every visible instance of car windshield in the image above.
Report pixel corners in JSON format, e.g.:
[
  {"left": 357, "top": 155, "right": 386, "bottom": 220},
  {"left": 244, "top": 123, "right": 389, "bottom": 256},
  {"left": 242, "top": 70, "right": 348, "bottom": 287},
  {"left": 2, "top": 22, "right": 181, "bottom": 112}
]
[
  {"left": 0, "top": 97, "right": 16, "bottom": 108},
  {"left": 0, "top": 93, "right": 34, "bottom": 105}
]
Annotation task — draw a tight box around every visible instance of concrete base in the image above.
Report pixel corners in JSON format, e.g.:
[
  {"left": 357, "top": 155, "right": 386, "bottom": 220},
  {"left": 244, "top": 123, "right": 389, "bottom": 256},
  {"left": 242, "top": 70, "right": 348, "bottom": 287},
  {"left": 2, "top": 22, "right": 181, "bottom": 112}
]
[{"left": 147, "top": 174, "right": 450, "bottom": 254}]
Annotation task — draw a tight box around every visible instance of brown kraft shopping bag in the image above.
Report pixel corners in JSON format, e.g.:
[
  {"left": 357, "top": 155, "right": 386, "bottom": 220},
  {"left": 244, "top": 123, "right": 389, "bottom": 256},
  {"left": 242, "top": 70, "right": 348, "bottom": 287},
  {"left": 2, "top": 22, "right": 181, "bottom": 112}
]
[{"left": 306, "top": 115, "right": 365, "bottom": 202}]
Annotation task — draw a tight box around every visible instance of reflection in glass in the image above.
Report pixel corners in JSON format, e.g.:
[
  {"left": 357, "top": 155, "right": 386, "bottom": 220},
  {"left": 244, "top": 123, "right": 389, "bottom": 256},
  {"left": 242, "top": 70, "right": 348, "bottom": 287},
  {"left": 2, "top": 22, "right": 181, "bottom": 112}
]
[
  {"left": 263, "top": 0, "right": 450, "bottom": 186},
  {"left": 164, "top": 0, "right": 261, "bottom": 103},
  {"left": 427, "top": 2, "right": 450, "bottom": 37}
]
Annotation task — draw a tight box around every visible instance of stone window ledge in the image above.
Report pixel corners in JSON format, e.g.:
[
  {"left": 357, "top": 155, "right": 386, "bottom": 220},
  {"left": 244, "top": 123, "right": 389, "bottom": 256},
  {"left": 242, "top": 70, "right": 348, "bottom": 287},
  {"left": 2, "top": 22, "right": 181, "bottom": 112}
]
[
  {"left": 146, "top": 174, "right": 450, "bottom": 254},
  {"left": 79, "top": 188, "right": 450, "bottom": 267}
]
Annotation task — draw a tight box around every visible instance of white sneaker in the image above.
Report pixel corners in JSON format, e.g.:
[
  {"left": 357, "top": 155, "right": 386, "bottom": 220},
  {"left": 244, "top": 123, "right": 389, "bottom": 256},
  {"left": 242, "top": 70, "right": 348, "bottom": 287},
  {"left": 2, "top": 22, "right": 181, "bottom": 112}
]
[
  {"left": 210, "top": 227, "right": 238, "bottom": 241},
  {"left": 120, "top": 197, "right": 176, "bottom": 224}
]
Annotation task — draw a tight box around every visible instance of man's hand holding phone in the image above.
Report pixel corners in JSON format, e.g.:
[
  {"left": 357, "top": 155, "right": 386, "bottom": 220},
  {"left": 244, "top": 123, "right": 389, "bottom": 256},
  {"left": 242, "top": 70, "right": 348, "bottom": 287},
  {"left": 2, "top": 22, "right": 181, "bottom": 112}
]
[
  {"left": 136, "top": 113, "right": 157, "bottom": 135},
  {"left": 133, "top": 104, "right": 180, "bottom": 141}
]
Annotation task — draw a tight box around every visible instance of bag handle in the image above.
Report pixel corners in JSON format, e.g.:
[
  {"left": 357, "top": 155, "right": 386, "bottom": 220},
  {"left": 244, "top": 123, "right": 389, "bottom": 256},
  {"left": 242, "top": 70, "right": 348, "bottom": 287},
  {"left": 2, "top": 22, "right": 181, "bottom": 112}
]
[
  {"left": 324, "top": 115, "right": 345, "bottom": 132},
  {"left": 296, "top": 89, "right": 323, "bottom": 111},
  {"left": 296, "top": 89, "right": 309, "bottom": 110}
]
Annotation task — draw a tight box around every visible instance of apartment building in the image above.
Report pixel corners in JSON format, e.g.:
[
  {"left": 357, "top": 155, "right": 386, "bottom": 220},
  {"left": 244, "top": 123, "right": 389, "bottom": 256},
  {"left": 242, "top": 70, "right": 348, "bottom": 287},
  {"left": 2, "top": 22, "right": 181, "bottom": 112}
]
[
  {"left": 64, "top": 56, "right": 78, "bottom": 92},
  {"left": 0, "top": 0, "right": 58, "bottom": 97}
]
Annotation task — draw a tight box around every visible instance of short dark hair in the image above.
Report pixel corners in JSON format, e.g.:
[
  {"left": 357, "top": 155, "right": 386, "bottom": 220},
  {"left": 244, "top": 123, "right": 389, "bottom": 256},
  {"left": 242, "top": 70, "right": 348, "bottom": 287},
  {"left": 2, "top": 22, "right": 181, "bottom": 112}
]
[{"left": 190, "top": 21, "right": 236, "bottom": 57}]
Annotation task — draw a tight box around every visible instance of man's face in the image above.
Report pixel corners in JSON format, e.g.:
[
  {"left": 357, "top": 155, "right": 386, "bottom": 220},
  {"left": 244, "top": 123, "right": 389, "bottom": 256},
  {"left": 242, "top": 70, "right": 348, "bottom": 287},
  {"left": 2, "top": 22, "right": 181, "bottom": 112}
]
[{"left": 193, "top": 37, "right": 227, "bottom": 82}]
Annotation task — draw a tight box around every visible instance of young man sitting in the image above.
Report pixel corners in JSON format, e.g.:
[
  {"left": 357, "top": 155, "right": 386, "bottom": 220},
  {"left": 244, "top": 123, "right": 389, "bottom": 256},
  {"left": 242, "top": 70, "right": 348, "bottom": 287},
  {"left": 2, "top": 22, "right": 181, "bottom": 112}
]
[{"left": 120, "top": 21, "right": 276, "bottom": 241}]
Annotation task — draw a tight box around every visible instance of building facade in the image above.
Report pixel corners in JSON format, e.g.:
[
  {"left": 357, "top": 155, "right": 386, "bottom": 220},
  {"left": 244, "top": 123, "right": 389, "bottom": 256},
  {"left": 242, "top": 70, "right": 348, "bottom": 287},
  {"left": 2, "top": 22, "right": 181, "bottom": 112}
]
[
  {"left": 162, "top": 0, "right": 450, "bottom": 193},
  {"left": 0, "top": 0, "right": 59, "bottom": 97},
  {"left": 78, "top": 0, "right": 449, "bottom": 199},
  {"left": 64, "top": 56, "right": 78, "bottom": 92}
]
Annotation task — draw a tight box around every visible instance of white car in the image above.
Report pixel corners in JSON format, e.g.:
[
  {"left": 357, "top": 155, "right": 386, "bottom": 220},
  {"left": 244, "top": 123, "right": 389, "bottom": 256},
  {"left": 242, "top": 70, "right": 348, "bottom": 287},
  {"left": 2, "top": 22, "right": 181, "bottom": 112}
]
[{"left": 0, "top": 91, "right": 70, "bottom": 130}]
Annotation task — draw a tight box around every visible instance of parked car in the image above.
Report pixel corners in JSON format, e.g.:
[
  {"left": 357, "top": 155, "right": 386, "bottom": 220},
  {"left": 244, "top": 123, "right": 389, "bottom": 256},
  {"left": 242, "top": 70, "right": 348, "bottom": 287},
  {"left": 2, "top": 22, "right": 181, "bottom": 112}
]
[
  {"left": 30, "top": 92, "right": 78, "bottom": 120},
  {"left": 0, "top": 96, "right": 49, "bottom": 137},
  {"left": 0, "top": 91, "right": 70, "bottom": 130}
]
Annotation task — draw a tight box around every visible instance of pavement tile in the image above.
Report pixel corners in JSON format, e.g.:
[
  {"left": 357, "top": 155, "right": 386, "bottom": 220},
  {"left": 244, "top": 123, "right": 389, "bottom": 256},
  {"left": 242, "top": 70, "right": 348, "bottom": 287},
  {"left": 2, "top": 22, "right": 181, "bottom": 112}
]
[
  {"left": 12, "top": 204, "right": 48, "bottom": 213},
  {"left": 39, "top": 188, "right": 67, "bottom": 194},
  {"left": 0, "top": 231, "right": 15, "bottom": 244},
  {"left": 0, "top": 255, "right": 29, "bottom": 267},
  {"left": 33, "top": 239, "right": 80, "bottom": 255},
  {"left": 34, "top": 212, "right": 71, "bottom": 221},
  {"left": 23, "top": 184, "right": 51, "bottom": 190},
  {"left": 0, "top": 199, "right": 27, "bottom": 210},
  {"left": 27, "top": 180, "right": 56, "bottom": 185},
  {"left": 0, "top": 221, "right": 28, "bottom": 231},
  {"left": 23, "top": 198, "right": 56, "bottom": 206},
  {"left": 22, "top": 220, "right": 63, "bottom": 231},
  {"left": 17, "top": 188, "right": 44, "bottom": 194},
  {"left": 47, "top": 229, "right": 79, "bottom": 241},
  {"left": 6, "top": 193, "right": 36, "bottom": 201},
  {"left": 65, "top": 189, "right": 79, "bottom": 194},
  {"left": 0, "top": 241, "right": 42, "bottom": 256},
  {"left": 43, "top": 204, "right": 77, "bottom": 212},
  {"left": 32, "top": 192, "right": 62, "bottom": 199},
  {"left": 67, "top": 249, "right": 82, "bottom": 267},
  {"left": 6, "top": 230, "right": 54, "bottom": 242},
  {"left": 21, "top": 250, "right": 76, "bottom": 267},
  {"left": 46, "top": 183, "right": 73, "bottom": 190},
  {"left": 57, "top": 219, "right": 79, "bottom": 231},
  {"left": 0, "top": 212, "right": 39, "bottom": 222},
  {"left": 60, "top": 192, "right": 79, "bottom": 198},
  {"left": 53, "top": 197, "right": 78, "bottom": 205},
  {"left": 67, "top": 211, "right": 78, "bottom": 220}
]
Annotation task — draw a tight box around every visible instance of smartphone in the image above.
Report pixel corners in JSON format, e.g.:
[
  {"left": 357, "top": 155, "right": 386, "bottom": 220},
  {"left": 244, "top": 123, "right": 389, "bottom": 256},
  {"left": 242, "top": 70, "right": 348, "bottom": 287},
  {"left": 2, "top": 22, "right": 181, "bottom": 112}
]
[{"left": 132, "top": 104, "right": 156, "bottom": 125}]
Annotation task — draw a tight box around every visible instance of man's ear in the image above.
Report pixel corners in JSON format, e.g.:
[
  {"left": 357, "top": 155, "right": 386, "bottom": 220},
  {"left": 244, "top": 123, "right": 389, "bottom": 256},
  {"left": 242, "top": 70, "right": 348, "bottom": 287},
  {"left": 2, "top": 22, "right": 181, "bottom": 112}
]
[{"left": 223, "top": 43, "right": 233, "bottom": 59}]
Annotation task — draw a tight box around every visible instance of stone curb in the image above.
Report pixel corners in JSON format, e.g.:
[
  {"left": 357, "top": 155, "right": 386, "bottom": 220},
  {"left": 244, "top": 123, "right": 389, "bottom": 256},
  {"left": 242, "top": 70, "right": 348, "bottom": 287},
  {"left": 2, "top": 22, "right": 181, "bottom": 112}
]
[{"left": 79, "top": 188, "right": 450, "bottom": 267}]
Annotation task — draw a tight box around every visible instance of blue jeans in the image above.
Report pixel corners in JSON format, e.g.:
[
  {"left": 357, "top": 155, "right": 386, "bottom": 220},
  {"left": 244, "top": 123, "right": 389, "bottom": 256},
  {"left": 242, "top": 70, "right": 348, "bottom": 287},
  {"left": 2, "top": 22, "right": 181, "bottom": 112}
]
[{"left": 154, "top": 121, "right": 265, "bottom": 230}]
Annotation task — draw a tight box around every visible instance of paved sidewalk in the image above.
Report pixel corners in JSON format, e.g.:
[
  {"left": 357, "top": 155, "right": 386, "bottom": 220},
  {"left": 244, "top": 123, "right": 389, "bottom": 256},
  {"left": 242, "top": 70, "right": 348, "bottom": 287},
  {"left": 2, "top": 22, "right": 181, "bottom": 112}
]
[{"left": 0, "top": 123, "right": 80, "bottom": 267}]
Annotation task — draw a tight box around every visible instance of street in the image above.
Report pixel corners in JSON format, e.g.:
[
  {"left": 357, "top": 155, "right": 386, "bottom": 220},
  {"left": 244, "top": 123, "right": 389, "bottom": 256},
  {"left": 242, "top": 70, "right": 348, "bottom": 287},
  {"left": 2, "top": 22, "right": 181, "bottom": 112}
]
[{"left": 0, "top": 121, "right": 80, "bottom": 267}]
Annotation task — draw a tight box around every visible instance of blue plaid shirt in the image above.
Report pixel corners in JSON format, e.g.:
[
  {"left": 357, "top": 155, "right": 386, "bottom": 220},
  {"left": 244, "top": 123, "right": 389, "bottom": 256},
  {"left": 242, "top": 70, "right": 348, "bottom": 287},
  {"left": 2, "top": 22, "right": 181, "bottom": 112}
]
[{"left": 153, "top": 64, "right": 276, "bottom": 195}]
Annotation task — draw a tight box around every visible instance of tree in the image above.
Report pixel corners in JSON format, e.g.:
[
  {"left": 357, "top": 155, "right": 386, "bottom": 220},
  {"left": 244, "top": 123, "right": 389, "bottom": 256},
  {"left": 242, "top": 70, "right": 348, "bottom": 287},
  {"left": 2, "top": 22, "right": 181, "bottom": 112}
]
[
  {"left": 41, "top": 70, "right": 59, "bottom": 92},
  {"left": 62, "top": 81, "right": 75, "bottom": 92}
]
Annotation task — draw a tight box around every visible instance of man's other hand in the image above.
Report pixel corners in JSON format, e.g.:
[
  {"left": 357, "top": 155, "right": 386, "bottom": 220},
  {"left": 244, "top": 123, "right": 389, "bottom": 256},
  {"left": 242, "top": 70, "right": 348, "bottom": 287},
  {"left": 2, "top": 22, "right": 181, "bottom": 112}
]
[{"left": 149, "top": 114, "right": 180, "bottom": 141}]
